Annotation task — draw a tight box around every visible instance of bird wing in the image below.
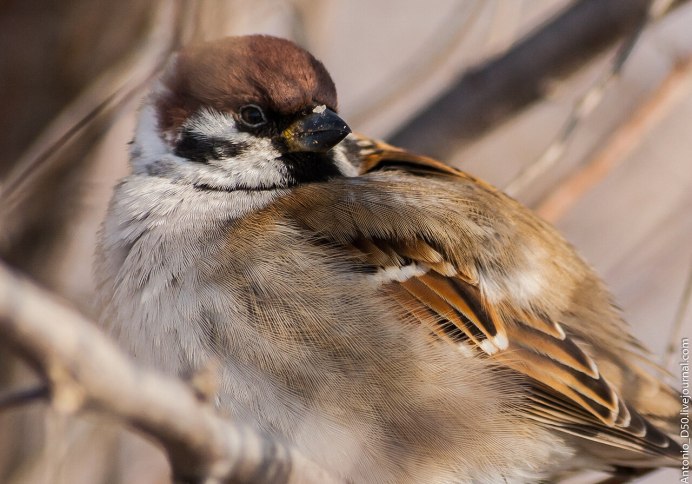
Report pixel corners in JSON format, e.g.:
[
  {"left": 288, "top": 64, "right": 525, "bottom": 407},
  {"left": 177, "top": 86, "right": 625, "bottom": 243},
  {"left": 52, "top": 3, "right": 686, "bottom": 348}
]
[{"left": 282, "top": 134, "right": 680, "bottom": 463}]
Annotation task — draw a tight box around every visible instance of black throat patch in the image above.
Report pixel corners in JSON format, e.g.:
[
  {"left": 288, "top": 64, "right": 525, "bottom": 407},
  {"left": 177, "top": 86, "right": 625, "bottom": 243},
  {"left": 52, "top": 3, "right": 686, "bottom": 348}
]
[{"left": 280, "top": 151, "right": 344, "bottom": 185}]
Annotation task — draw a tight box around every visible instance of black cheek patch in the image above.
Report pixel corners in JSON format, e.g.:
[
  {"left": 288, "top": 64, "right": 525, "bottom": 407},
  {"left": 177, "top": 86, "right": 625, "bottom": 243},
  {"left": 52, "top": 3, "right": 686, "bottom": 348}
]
[
  {"left": 280, "top": 152, "right": 344, "bottom": 185},
  {"left": 175, "top": 129, "right": 249, "bottom": 163}
]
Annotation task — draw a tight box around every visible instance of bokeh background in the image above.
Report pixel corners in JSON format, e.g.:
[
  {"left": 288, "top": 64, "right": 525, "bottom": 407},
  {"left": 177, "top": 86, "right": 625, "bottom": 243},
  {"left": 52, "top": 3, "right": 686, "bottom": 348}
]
[{"left": 1, "top": 1, "right": 690, "bottom": 482}]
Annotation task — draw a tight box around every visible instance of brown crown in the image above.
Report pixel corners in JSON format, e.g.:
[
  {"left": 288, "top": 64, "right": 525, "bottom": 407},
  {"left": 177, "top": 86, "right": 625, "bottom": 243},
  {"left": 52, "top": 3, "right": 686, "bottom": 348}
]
[{"left": 155, "top": 35, "right": 338, "bottom": 136}]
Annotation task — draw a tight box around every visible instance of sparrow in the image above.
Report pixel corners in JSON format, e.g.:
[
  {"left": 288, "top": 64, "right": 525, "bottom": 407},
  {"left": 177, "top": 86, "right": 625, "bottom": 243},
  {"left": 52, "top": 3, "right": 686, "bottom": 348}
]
[{"left": 96, "top": 35, "right": 682, "bottom": 483}]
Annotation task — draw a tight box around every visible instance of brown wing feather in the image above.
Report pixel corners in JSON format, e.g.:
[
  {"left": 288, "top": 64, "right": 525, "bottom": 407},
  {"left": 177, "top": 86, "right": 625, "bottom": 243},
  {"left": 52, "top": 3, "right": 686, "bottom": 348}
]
[
  {"left": 354, "top": 233, "right": 621, "bottom": 417},
  {"left": 399, "top": 277, "right": 486, "bottom": 348},
  {"left": 334, "top": 134, "right": 680, "bottom": 460},
  {"left": 285, "top": 134, "right": 681, "bottom": 462},
  {"left": 415, "top": 272, "right": 506, "bottom": 352},
  {"left": 362, "top": 236, "right": 678, "bottom": 460}
]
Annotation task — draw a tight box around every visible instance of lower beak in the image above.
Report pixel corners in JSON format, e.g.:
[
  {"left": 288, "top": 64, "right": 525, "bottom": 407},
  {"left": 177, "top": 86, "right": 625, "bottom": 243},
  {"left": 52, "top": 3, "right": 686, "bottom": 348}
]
[{"left": 282, "top": 107, "right": 351, "bottom": 153}]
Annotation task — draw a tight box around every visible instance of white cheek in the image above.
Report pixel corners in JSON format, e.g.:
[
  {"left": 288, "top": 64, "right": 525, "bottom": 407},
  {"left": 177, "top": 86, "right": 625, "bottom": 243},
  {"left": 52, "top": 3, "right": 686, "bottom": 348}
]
[
  {"left": 132, "top": 96, "right": 356, "bottom": 191},
  {"left": 216, "top": 154, "right": 287, "bottom": 189},
  {"left": 131, "top": 99, "right": 288, "bottom": 189},
  {"left": 186, "top": 108, "right": 287, "bottom": 188}
]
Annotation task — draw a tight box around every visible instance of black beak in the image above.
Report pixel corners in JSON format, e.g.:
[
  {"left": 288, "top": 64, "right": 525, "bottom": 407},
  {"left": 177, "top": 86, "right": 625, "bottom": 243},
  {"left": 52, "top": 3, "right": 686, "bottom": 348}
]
[{"left": 282, "top": 107, "right": 351, "bottom": 153}]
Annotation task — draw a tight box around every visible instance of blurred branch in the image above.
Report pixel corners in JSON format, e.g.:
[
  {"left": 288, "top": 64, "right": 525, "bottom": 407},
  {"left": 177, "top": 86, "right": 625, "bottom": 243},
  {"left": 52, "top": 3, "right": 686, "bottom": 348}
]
[
  {"left": 0, "top": 1, "right": 181, "bottom": 237},
  {"left": 347, "top": 1, "right": 485, "bottom": 127},
  {"left": 387, "top": 0, "right": 688, "bottom": 159},
  {"left": 504, "top": 0, "right": 680, "bottom": 196},
  {"left": 0, "top": 385, "right": 49, "bottom": 411},
  {"left": 0, "top": 1, "right": 188, "bottom": 282},
  {"left": 534, "top": 57, "right": 692, "bottom": 222},
  {"left": 0, "top": 262, "right": 340, "bottom": 484}
]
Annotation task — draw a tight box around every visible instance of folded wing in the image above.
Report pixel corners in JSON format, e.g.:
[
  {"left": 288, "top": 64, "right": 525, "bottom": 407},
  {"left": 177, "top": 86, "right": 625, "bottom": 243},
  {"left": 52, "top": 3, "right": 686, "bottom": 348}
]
[{"left": 282, "top": 134, "right": 680, "bottom": 465}]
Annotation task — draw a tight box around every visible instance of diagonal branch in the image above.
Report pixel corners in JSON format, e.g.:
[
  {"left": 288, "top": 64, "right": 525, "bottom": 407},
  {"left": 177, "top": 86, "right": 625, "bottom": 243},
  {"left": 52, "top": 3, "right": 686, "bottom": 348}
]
[
  {"left": 387, "top": 0, "right": 669, "bottom": 159},
  {"left": 534, "top": 58, "right": 692, "bottom": 222},
  {"left": 0, "top": 385, "right": 49, "bottom": 411},
  {"left": 0, "top": 261, "right": 340, "bottom": 484}
]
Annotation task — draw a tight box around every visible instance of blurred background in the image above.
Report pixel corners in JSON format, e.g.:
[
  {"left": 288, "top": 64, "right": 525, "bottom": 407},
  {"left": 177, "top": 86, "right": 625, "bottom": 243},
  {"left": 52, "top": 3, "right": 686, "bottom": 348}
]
[{"left": 0, "top": 1, "right": 690, "bottom": 482}]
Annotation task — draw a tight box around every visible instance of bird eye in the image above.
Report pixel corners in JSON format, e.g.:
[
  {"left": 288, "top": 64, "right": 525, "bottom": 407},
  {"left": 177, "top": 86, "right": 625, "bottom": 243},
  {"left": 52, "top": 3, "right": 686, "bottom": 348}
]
[{"left": 239, "top": 104, "right": 267, "bottom": 127}]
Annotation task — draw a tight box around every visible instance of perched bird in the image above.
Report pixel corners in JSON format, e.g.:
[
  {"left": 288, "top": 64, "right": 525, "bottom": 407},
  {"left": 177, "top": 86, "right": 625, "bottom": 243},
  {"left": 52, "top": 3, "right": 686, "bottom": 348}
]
[{"left": 96, "top": 35, "right": 681, "bottom": 483}]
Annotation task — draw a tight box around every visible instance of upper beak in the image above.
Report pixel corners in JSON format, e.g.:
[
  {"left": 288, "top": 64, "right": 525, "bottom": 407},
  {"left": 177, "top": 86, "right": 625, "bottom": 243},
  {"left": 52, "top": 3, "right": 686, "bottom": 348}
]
[{"left": 282, "top": 107, "right": 351, "bottom": 153}]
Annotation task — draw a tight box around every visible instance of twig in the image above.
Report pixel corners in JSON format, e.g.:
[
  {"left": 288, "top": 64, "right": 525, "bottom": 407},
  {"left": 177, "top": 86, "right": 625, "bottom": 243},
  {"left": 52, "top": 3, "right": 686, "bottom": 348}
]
[
  {"left": 0, "top": 2, "right": 185, "bottom": 250},
  {"left": 505, "top": 0, "right": 682, "bottom": 197},
  {"left": 534, "top": 57, "right": 692, "bottom": 222},
  {"left": 387, "top": 0, "right": 655, "bottom": 158},
  {"left": 0, "top": 262, "right": 340, "bottom": 484},
  {"left": 347, "top": 1, "right": 485, "bottom": 127},
  {"left": 0, "top": 384, "right": 49, "bottom": 411}
]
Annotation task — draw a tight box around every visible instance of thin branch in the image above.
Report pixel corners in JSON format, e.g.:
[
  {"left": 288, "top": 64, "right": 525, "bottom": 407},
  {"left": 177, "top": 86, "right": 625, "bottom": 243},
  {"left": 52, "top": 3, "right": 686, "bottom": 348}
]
[
  {"left": 504, "top": 21, "right": 643, "bottom": 196},
  {"left": 0, "top": 2, "right": 186, "bottom": 252},
  {"left": 346, "top": 1, "right": 486, "bottom": 127},
  {"left": 387, "top": 0, "right": 657, "bottom": 158},
  {"left": 534, "top": 57, "right": 692, "bottom": 222},
  {"left": 504, "top": 0, "right": 680, "bottom": 196},
  {"left": 0, "top": 385, "right": 49, "bottom": 411},
  {"left": 0, "top": 262, "right": 340, "bottom": 484}
]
